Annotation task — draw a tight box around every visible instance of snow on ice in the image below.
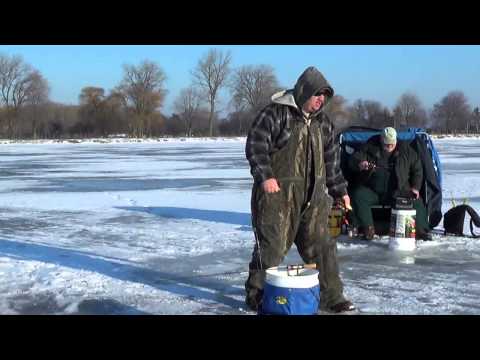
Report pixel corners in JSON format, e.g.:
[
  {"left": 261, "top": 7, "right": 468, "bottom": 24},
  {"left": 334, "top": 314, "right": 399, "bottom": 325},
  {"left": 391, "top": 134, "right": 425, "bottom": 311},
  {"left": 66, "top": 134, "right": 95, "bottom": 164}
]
[{"left": 0, "top": 136, "right": 480, "bottom": 314}]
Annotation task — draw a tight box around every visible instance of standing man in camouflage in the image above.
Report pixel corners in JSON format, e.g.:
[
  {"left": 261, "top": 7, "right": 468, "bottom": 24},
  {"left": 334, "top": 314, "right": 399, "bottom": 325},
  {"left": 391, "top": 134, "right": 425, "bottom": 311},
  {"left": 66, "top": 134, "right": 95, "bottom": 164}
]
[{"left": 245, "top": 66, "right": 355, "bottom": 313}]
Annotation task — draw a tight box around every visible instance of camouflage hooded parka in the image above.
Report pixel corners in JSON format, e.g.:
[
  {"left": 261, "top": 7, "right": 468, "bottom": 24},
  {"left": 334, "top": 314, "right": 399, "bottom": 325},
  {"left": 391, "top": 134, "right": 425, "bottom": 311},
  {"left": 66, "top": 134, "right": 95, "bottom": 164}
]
[{"left": 245, "top": 66, "right": 349, "bottom": 309}]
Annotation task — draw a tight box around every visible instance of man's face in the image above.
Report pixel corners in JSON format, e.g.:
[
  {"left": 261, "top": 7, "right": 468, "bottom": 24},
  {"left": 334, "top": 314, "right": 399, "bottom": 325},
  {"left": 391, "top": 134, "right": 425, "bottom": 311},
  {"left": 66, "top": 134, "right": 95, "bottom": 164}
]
[
  {"left": 383, "top": 142, "right": 397, "bottom": 153},
  {"left": 302, "top": 93, "right": 326, "bottom": 113}
]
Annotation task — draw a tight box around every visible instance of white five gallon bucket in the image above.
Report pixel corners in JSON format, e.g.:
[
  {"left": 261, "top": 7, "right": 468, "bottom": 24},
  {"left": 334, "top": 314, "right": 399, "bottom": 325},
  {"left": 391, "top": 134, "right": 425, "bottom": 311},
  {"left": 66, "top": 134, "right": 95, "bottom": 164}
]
[{"left": 389, "top": 209, "right": 417, "bottom": 251}]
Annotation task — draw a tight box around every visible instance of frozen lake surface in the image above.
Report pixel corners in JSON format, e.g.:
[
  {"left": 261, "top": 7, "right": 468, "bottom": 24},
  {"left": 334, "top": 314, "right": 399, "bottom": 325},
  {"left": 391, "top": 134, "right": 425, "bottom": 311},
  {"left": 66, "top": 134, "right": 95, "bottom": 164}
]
[{"left": 0, "top": 137, "right": 479, "bottom": 315}]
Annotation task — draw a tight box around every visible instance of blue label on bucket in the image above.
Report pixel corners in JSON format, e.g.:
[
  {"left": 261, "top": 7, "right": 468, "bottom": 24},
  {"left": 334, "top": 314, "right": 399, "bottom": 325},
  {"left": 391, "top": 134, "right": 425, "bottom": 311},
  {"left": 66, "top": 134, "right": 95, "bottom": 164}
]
[{"left": 259, "top": 283, "right": 320, "bottom": 315}]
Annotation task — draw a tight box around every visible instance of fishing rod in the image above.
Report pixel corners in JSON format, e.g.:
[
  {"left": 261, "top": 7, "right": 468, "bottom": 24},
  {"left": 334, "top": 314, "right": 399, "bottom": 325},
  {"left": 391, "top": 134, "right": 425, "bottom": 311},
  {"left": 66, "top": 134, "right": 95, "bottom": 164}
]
[{"left": 192, "top": 263, "right": 318, "bottom": 279}]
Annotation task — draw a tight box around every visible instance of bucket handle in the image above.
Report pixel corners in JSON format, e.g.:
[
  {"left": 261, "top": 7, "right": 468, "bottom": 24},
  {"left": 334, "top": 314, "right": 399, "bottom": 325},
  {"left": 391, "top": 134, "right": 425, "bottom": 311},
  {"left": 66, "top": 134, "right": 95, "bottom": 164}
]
[{"left": 286, "top": 263, "right": 317, "bottom": 276}]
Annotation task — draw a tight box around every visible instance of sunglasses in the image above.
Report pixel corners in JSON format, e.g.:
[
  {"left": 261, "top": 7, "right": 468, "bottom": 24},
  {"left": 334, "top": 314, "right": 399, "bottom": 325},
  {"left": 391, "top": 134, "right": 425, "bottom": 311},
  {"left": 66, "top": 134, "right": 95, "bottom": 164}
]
[{"left": 314, "top": 90, "right": 329, "bottom": 97}]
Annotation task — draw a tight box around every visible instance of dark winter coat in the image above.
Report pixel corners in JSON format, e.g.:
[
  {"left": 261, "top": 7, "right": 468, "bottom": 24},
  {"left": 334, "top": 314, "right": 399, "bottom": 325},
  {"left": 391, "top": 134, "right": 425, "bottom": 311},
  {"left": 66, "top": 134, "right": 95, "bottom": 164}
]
[
  {"left": 348, "top": 135, "right": 423, "bottom": 198},
  {"left": 245, "top": 67, "right": 347, "bottom": 199}
]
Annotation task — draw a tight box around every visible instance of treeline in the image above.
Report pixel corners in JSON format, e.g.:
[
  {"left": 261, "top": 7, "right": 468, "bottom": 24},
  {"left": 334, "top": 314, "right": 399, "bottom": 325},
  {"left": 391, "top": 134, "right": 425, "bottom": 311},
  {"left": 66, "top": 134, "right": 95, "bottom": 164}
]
[{"left": 1, "top": 49, "right": 479, "bottom": 139}]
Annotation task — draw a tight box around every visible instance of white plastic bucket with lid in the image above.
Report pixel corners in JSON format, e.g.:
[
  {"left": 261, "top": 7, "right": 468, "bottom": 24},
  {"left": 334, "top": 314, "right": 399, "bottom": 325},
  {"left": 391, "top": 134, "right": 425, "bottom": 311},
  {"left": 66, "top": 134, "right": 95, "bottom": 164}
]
[
  {"left": 266, "top": 266, "right": 319, "bottom": 288},
  {"left": 389, "top": 209, "right": 417, "bottom": 251},
  {"left": 260, "top": 266, "right": 320, "bottom": 315}
]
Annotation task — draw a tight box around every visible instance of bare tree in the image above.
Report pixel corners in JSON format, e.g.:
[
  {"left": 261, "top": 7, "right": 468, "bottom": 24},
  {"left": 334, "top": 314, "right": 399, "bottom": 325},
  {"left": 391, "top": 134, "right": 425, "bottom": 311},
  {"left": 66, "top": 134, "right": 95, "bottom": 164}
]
[
  {"left": 347, "top": 99, "right": 388, "bottom": 128},
  {"left": 24, "top": 70, "right": 50, "bottom": 139},
  {"left": 347, "top": 98, "right": 394, "bottom": 129},
  {"left": 103, "top": 90, "right": 129, "bottom": 135},
  {"left": 473, "top": 107, "right": 480, "bottom": 134},
  {"left": 364, "top": 100, "right": 388, "bottom": 129},
  {"left": 0, "top": 54, "right": 48, "bottom": 138},
  {"left": 164, "top": 113, "right": 185, "bottom": 136},
  {"left": 324, "top": 95, "right": 351, "bottom": 131},
  {"left": 192, "top": 48, "right": 232, "bottom": 137},
  {"left": 432, "top": 91, "right": 471, "bottom": 134},
  {"left": 174, "top": 86, "right": 203, "bottom": 137},
  {"left": 77, "top": 87, "right": 106, "bottom": 137},
  {"left": 41, "top": 103, "right": 79, "bottom": 139},
  {"left": 393, "top": 92, "right": 427, "bottom": 129},
  {"left": 79, "top": 87, "right": 105, "bottom": 107},
  {"left": 117, "top": 60, "right": 167, "bottom": 137},
  {"left": 347, "top": 99, "right": 367, "bottom": 126},
  {"left": 219, "top": 110, "right": 248, "bottom": 136},
  {"left": 229, "top": 64, "right": 279, "bottom": 114}
]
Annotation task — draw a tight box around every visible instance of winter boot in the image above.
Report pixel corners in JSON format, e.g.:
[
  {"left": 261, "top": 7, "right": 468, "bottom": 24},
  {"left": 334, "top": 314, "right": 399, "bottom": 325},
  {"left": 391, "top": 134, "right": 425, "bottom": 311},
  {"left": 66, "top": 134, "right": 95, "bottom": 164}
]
[
  {"left": 328, "top": 300, "right": 356, "bottom": 313},
  {"left": 245, "top": 289, "right": 263, "bottom": 312},
  {"left": 416, "top": 230, "right": 433, "bottom": 241},
  {"left": 364, "top": 225, "right": 375, "bottom": 240}
]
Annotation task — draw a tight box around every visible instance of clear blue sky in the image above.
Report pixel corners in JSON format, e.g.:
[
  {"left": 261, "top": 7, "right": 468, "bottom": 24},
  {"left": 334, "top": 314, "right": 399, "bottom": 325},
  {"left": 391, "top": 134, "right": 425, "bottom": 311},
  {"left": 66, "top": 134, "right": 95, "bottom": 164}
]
[{"left": 1, "top": 45, "right": 479, "bottom": 115}]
